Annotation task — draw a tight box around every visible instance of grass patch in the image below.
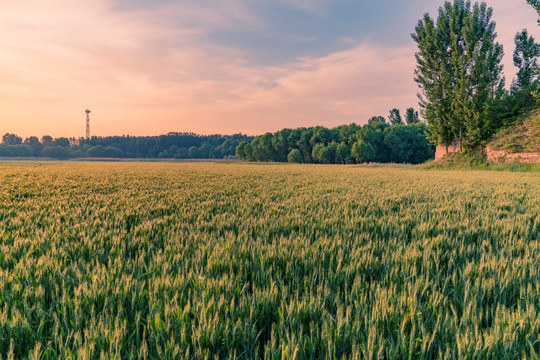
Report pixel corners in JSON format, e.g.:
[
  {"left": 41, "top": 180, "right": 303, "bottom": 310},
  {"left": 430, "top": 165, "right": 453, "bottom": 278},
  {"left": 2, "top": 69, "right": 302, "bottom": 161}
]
[
  {"left": 489, "top": 109, "right": 540, "bottom": 153},
  {"left": 420, "top": 150, "right": 486, "bottom": 170},
  {"left": 421, "top": 153, "right": 540, "bottom": 172}
]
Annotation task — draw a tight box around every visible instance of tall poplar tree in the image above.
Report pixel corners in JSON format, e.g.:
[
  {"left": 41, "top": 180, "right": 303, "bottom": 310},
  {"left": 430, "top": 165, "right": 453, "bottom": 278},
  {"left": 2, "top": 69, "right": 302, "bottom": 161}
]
[
  {"left": 512, "top": 29, "right": 540, "bottom": 91},
  {"left": 412, "top": 0, "right": 504, "bottom": 149}
]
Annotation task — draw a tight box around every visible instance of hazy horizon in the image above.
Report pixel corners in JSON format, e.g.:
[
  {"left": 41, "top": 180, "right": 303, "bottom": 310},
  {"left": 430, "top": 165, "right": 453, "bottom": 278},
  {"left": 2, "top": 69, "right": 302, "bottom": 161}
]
[{"left": 1, "top": 0, "right": 538, "bottom": 138}]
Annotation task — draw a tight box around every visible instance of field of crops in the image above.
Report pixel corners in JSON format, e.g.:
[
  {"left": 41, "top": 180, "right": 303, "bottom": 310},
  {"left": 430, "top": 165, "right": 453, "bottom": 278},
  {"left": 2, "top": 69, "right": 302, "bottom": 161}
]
[{"left": 0, "top": 162, "right": 538, "bottom": 359}]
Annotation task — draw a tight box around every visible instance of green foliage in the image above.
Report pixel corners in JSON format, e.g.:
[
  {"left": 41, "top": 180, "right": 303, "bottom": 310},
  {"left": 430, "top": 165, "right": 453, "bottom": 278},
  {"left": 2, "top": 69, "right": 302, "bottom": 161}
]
[
  {"left": 0, "top": 144, "right": 33, "bottom": 158},
  {"left": 0, "top": 133, "right": 252, "bottom": 160},
  {"left": 488, "top": 87, "right": 537, "bottom": 130},
  {"left": 354, "top": 121, "right": 390, "bottom": 163},
  {"left": 335, "top": 142, "right": 352, "bottom": 164},
  {"left": 86, "top": 145, "right": 124, "bottom": 158},
  {"left": 529, "top": 0, "right": 540, "bottom": 12},
  {"left": 388, "top": 108, "right": 403, "bottom": 125},
  {"left": 351, "top": 141, "right": 376, "bottom": 163},
  {"left": 23, "top": 137, "right": 42, "bottom": 157},
  {"left": 412, "top": 0, "right": 504, "bottom": 148},
  {"left": 512, "top": 29, "right": 540, "bottom": 92},
  {"left": 287, "top": 149, "right": 303, "bottom": 163},
  {"left": 367, "top": 116, "right": 386, "bottom": 125},
  {"left": 2, "top": 133, "right": 22, "bottom": 145},
  {"left": 43, "top": 146, "right": 73, "bottom": 160},
  {"left": 422, "top": 149, "right": 487, "bottom": 170},
  {"left": 405, "top": 107, "right": 420, "bottom": 124},
  {"left": 312, "top": 142, "right": 337, "bottom": 164},
  {"left": 41, "top": 135, "right": 53, "bottom": 147},
  {"left": 0, "top": 162, "right": 539, "bottom": 358},
  {"left": 422, "top": 153, "right": 540, "bottom": 172},
  {"left": 489, "top": 109, "right": 540, "bottom": 153},
  {"left": 236, "top": 141, "right": 252, "bottom": 160},
  {"left": 52, "top": 137, "right": 70, "bottom": 148},
  {"left": 383, "top": 124, "right": 435, "bottom": 163},
  {"left": 239, "top": 119, "right": 433, "bottom": 165}
]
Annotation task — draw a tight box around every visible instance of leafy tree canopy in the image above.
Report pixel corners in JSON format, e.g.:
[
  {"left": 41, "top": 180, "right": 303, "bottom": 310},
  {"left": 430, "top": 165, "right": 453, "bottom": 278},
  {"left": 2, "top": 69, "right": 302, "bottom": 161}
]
[
  {"left": 367, "top": 116, "right": 386, "bottom": 125},
  {"left": 388, "top": 109, "right": 403, "bottom": 125},
  {"left": 412, "top": 0, "right": 504, "bottom": 148},
  {"left": 405, "top": 108, "right": 420, "bottom": 124},
  {"left": 2, "top": 133, "right": 22, "bottom": 145},
  {"left": 237, "top": 120, "right": 434, "bottom": 165},
  {"left": 512, "top": 29, "right": 540, "bottom": 92}
]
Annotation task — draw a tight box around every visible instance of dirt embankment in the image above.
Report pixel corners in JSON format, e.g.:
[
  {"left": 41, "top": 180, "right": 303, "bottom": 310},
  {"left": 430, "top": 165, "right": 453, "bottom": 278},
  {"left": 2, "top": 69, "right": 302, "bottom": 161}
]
[
  {"left": 435, "top": 109, "right": 540, "bottom": 164},
  {"left": 485, "top": 147, "right": 540, "bottom": 163}
]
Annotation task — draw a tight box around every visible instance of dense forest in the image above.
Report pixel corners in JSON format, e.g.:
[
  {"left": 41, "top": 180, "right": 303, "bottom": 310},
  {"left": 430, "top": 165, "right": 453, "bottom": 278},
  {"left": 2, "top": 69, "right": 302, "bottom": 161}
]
[
  {"left": 236, "top": 112, "right": 434, "bottom": 164},
  {"left": 0, "top": 118, "right": 434, "bottom": 163},
  {"left": 0, "top": 133, "right": 252, "bottom": 160},
  {"left": 0, "top": 110, "right": 435, "bottom": 163}
]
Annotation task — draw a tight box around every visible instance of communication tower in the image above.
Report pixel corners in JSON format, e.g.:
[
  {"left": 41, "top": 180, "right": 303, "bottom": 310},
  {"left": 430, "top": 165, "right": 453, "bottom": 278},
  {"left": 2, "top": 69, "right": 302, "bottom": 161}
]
[{"left": 85, "top": 109, "right": 91, "bottom": 139}]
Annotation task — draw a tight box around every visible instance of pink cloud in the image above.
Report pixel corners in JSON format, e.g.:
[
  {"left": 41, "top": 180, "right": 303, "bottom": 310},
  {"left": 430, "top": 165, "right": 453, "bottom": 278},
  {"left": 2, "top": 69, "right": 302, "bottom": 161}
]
[
  {"left": 0, "top": 0, "right": 419, "bottom": 137},
  {"left": 136, "top": 41, "right": 418, "bottom": 134},
  {"left": 1, "top": 0, "right": 538, "bottom": 138}
]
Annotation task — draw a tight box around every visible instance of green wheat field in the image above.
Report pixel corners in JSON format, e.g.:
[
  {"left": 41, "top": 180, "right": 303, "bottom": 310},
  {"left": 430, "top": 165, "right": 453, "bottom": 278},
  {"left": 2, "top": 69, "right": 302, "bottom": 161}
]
[{"left": 0, "top": 162, "right": 539, "bottom": 359}]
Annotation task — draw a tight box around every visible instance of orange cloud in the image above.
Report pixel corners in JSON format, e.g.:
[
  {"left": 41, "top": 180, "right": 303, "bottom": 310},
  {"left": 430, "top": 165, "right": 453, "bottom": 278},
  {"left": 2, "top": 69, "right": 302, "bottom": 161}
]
[{"left": 0, "top": 0, "right": 538, "bottom": 138}]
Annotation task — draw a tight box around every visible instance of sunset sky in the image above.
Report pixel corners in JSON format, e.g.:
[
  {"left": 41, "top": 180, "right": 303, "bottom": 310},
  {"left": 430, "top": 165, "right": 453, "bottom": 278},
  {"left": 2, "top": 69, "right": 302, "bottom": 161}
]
[{"left": 1, "top": 0, "right": 538, "bottom": 138}]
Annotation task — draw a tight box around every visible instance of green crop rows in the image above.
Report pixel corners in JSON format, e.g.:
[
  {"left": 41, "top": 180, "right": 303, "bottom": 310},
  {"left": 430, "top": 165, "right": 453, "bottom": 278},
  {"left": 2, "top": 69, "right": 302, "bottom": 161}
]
[{"left": 0, "top": 162, "right": 538, "bottom": 359}]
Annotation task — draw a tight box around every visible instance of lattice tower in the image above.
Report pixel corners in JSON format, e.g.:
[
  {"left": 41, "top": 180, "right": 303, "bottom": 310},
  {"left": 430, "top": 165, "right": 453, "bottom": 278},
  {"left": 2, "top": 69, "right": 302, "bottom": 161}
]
[{"left": 85, "top": 109, "right": 91, "bottom": 139}]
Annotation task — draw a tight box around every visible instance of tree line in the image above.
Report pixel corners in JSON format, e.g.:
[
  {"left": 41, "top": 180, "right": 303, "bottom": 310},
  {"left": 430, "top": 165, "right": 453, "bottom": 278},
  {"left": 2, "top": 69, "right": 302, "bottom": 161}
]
[
  {"left": 236, "top": 109, "right": 435, "bottom": 164},
  {"left": 413, "top": 0, "right": 540, "bottom": 152},
  {"left": 0, "top": 132, "right": 252, "bottom": 160}
]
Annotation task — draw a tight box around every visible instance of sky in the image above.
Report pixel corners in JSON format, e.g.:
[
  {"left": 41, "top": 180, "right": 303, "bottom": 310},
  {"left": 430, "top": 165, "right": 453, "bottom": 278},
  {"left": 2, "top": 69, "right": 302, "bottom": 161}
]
[{"left": 1, "top": 0, "right": 538, "bottom": 138}]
